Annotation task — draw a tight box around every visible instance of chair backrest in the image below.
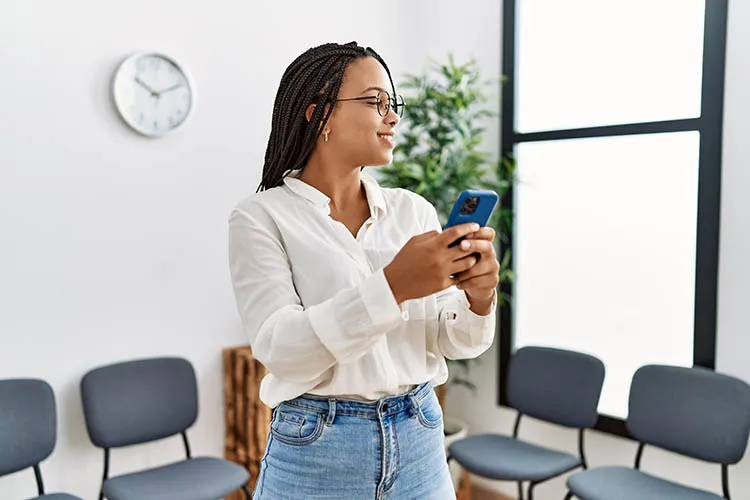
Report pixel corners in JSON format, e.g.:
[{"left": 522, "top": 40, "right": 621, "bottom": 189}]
[
  {"left": 80, "top": 357, "right": 198, "bottom": 448},
  {"left": 0, "top": 379, "right": 56, "bottom": 476},
  {"left": 627, "top": 365, "right": 750, "bottom": 464},
  {"left": 507, "top": 346, "right": 605, "bottom": 428}
]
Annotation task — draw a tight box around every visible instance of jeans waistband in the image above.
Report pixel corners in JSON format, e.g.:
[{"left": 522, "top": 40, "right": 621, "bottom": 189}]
[{"left": 279, "top": 382, "right": 434, "bottom": 422}]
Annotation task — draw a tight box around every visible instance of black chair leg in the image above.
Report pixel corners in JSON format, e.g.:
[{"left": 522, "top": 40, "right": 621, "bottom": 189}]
[
  {"left": 517, "top": 481, "right": 524, "bottom": 500},
  {"left": 563, "top": 492, "right": 574, "bottom": 500},
  {"left": 242, "top": 484, "right": 252, "bottom": 499},
  {"left": 528, "top": 482, "right": 537, "bottom": 500}
]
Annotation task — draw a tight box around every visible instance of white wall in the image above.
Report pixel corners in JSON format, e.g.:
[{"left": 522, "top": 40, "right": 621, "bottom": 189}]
[
  {"left": 8, "top": 1, "right": 746, "bottom": 499},
  {"left": 0, "top": 1, "right": 501, "bottom": 498},
  {"left": 446, "top": 1, "right": 750, "bottom": 499}
]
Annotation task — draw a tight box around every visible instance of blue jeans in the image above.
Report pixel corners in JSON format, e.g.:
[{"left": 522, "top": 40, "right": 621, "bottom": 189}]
[{"left": 252, "top": 382, "right": 456, "bottom": 499}]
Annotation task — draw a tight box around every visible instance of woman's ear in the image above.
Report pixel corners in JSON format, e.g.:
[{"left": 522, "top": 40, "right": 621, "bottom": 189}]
[
  {"left": 305, "top": 104, "right": 317, "bottom": 123},
  {"left": 306, "top": 103, "right": 331, "bottom": 137},
  {"left": 306, "top": 101, "right": 333, "bottom": 123}
]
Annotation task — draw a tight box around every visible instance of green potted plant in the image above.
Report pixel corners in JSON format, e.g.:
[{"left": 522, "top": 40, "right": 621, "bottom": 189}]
[{"left": 377, "top": 55, "right": 515, "bottom": 410}]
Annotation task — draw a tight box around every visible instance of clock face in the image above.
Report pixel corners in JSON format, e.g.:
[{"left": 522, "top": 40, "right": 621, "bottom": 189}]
[{"left": 112, "top": 53, "right": 193, "bottom": 137}]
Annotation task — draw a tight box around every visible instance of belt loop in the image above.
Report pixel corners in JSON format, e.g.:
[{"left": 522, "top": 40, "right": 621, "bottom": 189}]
[
  {"left": 326, "top": 398, "right": 336, "bottom": 426},
  {"left": 407, "top": 394, "right": 419, "bottom": 419}
]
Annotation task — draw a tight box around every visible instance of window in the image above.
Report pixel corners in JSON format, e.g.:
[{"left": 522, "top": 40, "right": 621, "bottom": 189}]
[{"left": 499, "top": 0, "right": 727, "bottom": 434}]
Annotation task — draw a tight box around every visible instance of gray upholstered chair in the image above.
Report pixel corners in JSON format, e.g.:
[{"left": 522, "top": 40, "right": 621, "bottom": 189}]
[
  {"left": 564, "top": 365, "right": 750, "bottom": 500},
  {"left": 0, "top": 378, "right": 83, "bottom": 500},
  {"left": 447, "top": 346, "right": 605, "bottom": 500},
  {"left": 80, "top": 357, "right": 250, "bottom": 500}
]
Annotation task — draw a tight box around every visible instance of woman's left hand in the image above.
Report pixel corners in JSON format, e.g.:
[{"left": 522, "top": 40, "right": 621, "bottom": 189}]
[{"left": 453, "top": 227, "right": 499, "bottom": 315}]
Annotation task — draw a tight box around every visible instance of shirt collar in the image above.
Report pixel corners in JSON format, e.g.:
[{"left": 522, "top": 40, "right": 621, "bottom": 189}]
[
  {"left": 283, "top": 171, "right": 332, "bottom": 213},
  {"left": 282, "top": 170, "right": 388, "bottom": 219},
  {"left": 360, "top": 171, "right": 388, "bottom": 219}
]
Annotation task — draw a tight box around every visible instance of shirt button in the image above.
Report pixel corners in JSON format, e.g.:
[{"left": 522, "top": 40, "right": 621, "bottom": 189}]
[{"left": 399, "top": 303, "right": 409, "bottom": 320}]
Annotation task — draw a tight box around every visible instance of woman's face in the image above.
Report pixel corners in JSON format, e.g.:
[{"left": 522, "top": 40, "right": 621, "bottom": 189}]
[{"left": 324, "top": 56, "right": 400, "bottom": 167}]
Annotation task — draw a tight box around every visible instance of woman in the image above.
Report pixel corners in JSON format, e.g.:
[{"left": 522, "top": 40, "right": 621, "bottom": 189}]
[{"left": 228, "top": 41, "right": 499, "bottom": 500}]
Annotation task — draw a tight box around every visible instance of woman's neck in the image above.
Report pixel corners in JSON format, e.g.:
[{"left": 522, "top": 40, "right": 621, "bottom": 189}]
[{"left": 299, "top": 158, "right": 366, "bottom": 214}]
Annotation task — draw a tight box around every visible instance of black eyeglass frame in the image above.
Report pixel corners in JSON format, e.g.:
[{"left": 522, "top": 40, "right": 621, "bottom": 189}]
[{"left": 331, "top": 90, "right": 405, "bottom": 118}]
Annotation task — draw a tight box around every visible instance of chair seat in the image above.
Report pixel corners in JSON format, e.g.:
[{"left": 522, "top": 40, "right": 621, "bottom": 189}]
[
  {"left": 30, "top": 495, "right": 84, "bottom": 500},
  {"left": 102, "top": 456, "right": 249, "bottom": 500},
  {"left": 567, "top": 466, "right": 723, "bottom": 500},
  {"left": 448, "top": 434, "right": 581, "bottom": 481}
]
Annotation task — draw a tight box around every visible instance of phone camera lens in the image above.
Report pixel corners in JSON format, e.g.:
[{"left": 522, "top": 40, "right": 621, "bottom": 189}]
[{"left": 459, "top": 196, "right": 479, "bottom": 215}]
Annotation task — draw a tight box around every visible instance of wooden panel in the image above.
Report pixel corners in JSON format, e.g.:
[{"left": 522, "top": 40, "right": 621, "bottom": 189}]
[{"left": 223, "top": 346, "right": 271, "bottom": 500}]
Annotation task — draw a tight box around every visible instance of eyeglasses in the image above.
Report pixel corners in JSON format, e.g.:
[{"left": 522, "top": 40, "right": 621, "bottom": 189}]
[{"left": 332, "top": 89, "right": 405, "bottom": 118}]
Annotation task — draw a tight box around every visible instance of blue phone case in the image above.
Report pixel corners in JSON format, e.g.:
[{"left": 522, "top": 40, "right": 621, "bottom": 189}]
[{"left": 444, "top": 189, "right": 499, "bottom": 247}]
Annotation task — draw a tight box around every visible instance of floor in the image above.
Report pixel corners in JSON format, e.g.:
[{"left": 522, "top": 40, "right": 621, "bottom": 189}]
[{"left": 471, "top": 483, "right": 513, "bottom": 500}]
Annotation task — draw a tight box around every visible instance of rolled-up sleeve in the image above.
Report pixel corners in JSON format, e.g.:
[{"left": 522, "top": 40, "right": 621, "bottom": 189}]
[
  {"left": 228, "top": 205, "right": 405, "bottom": 384},
  {"left": 435, "top": 286, "right": 497, "bottom": 360}
]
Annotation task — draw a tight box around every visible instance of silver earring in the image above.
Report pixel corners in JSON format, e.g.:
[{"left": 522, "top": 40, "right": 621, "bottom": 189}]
[{"left": 324, "top": 132, "right": 329, "bottom": 143}]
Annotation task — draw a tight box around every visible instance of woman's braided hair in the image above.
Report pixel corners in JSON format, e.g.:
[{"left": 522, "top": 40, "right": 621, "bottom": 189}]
[{"left": 257, "top": 41, "right": 396, "bottom": 192}]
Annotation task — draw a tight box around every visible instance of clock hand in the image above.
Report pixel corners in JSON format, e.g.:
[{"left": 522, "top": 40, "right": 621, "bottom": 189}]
[
  {"left": 157, "top": 83, "right": 184, "bottom": 94},
  {"left": 134, "top": 77, "right": 159, "bottom": 97}
]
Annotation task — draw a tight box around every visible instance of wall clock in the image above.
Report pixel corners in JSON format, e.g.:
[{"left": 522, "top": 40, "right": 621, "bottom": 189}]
[{"left": 112, "top": 52, "right": 194, "bottom": 137}]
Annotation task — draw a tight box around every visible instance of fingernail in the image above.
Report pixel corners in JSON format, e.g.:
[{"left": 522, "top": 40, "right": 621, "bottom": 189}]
[
  {"left": 471, "top": 223, "right": 480, "bottom": 231},
  {"left": 460, "top": 240, "right": 471, "bottom": 250}
]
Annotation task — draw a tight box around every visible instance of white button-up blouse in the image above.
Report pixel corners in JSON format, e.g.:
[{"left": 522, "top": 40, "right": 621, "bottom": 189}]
[{"left": 228, "top": 171, "right": 497, "bottom": 408}]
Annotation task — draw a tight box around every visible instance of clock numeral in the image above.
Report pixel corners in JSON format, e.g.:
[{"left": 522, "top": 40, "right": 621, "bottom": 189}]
[
  {"left": 153, "top": 121, "right": 159, "bottom": 131},
  {"left": 151, "top": 58, "right": 161, "bottom": 69},
  {"left": 138, "top": 113, "right": 145, "bottom": 124}
]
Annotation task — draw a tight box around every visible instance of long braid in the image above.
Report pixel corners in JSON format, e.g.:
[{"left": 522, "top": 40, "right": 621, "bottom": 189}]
[{"left": 257, "top": 42, "right": 397, "bottom": 192}]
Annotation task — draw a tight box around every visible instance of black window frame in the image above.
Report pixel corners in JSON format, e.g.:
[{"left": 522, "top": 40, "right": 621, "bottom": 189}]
[{"left": 498, "top": 0, "right": 729, "bottom": 438}]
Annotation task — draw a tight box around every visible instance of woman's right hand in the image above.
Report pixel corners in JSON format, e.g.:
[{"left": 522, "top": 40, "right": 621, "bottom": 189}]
[{"left": 383, "top": 222, "right": 481, "bottom": 304}]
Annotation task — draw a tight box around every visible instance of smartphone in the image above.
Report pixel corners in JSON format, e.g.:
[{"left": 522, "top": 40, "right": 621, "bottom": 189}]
[{"left": 444, "top": 189, "right": 499, "bottom": 247}]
